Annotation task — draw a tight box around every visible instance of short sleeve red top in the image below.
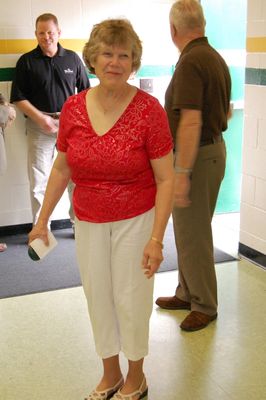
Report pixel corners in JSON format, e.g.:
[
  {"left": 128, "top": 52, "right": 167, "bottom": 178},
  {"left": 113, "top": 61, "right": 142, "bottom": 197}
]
[{"left": 57, "top": 88, "right": 173, "bottom": 223}]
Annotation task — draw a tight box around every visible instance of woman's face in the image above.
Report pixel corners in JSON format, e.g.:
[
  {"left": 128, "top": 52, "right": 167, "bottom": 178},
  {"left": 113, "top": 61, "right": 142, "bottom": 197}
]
[{"left": 92, "top": 44, "right": 133, "bottom": 88}]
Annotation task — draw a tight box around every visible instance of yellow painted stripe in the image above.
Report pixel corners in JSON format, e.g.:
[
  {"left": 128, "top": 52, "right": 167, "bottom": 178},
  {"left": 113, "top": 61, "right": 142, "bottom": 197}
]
[
  {"left": 0, "top": 39, "right": 87, "bottom": 54},
  {"left": 246, "top": 37, "right": 266, "bottom": 52},
  {"left": 3, "top": 37, "right": 265, "bottom": 54}
]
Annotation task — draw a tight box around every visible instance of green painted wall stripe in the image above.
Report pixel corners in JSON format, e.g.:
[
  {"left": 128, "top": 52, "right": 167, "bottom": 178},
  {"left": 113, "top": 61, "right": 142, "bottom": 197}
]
[
  {"left": 0, "top": 65, "right": 243, "bottom": 214},
  {"left": 0, "top": 64, "right": 244, "bottom": 103},
  {"left": 0, "top": 65, "right": 175, "bottom": 82},
  {"left": 0, "top": 68, "right": 15, "bottom": 81},
  {"left": 245, "top": 68, "right": 266, "bottom": 86}
]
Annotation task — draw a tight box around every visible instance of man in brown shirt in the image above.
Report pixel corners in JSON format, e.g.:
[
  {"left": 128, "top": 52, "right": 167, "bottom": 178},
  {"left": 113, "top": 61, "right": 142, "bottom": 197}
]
[{"left": 156, "top": 0, "right": 231, "bottom": 331}]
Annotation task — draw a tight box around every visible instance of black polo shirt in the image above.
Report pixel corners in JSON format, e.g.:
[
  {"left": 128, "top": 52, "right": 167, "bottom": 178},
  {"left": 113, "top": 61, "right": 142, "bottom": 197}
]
[
  {"left": 10, "top": 43, "right": 90, "bottom": 113},
  {"left": 165, "top": 37, "right": 231, "bottom": 145}
]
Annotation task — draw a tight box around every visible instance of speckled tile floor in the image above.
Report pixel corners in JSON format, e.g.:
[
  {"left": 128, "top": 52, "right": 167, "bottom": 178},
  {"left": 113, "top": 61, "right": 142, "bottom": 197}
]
[{"left": 1, "top": 213, "right": 265, "bottom": 400}]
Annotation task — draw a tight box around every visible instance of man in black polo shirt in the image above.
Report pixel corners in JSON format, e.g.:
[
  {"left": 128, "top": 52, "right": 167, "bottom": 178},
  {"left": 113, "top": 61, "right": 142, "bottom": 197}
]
[
  {"left": 10, "top": 13, "right": 90, "bottom": 228},
  {"left": 156, "top": 0, "right": 231, "bottom": 331}
]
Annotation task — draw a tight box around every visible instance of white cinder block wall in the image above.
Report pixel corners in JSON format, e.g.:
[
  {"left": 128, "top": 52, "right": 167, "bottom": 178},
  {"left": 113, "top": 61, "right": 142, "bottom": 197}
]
[
  {"left": 240, "top": 0, "right": 266, "bottom": 255},
  {"left": 0, "top": 0, "right": 175, "bottom": 227},
  {"left": 1, "top": 0, "right": 266, "bottom": 261}
]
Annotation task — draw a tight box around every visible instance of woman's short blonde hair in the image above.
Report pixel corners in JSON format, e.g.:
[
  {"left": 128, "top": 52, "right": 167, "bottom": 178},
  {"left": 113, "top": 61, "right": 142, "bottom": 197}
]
[
  {"left": 170, "top": 0, "right": 206, "bottom": 35},
  {"left": 83, "top": 19, "right": 142, "bottom": 75}
]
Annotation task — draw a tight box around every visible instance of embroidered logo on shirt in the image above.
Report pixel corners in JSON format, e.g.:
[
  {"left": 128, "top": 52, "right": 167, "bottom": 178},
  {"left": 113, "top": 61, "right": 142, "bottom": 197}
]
[{"left": 64, "top": 68, "right": 74, "bottom": 74}]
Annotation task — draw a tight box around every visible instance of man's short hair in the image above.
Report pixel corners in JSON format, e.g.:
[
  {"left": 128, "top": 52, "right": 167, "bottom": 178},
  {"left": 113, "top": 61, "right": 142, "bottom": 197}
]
[
  {"left": 35, "top": 13, "right": 59, "bottom": 29},
  {"left": 170, "top": 0, "right": 206, "bottom": 35}
]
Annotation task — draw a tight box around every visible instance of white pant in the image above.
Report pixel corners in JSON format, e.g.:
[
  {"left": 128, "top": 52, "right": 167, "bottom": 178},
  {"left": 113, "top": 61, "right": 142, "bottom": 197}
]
[
  {"left": 0, "top": 128, "right": 7, "bottom": 175},
  {"left": 75, "top": 209, "right": 155, "bottom": 361},
  {"left": 26, "top": 118, "right": 74, "bottom": 225},
  {"left": 0, "top": 105, "right": 9, "bottom": 175}
]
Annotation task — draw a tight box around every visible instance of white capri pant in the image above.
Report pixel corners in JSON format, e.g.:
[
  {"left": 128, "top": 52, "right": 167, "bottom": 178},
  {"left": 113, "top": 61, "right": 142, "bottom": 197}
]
[{"left": 75, "top": 208, "right": 155, "bottom": 361}]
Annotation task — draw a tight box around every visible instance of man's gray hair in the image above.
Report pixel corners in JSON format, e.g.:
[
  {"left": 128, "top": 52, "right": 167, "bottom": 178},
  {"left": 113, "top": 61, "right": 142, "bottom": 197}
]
[{"left": 170, "top": 0, "right": 206, "bottom": 34}]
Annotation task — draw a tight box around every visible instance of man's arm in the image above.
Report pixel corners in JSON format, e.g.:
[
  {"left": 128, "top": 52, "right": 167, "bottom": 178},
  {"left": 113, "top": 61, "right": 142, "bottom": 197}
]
[
  {"left": 75, "top": 55, "right": 90, "bottom": 92},
  {"left": 174, "top": 108, "right": 202, "bottom": 207},
  {"left": 14, "top": 100, "right": 58, "bottom": 134},
  {"left": 11, "top": 56, "right": 58, "bottom": 134}
]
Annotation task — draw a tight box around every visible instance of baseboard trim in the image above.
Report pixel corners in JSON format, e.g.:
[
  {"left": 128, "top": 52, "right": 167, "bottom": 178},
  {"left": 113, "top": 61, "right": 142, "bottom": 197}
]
[
  {"left": 0, "top": 219, "right": 72, "bottom": 236},
  {"left": 239, "top": 243, "right": 266, "bottom": 270}
]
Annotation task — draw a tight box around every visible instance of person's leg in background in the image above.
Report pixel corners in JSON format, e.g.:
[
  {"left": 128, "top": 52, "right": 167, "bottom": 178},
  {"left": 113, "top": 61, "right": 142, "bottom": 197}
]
[
  {"left": 0, "top": 98, "right": 16, "bottom": 251},
  {"left": 157, "top": 141, "right": 226, "bottom": 331},
  {"left": 67, "top": 179, "right": 75, "bottom": 232},
  {"left": 26, "top": 118, "right": 57, "bottom": 228},
  {"left": 0, "top": 126, "right": 7, "bottom": 251},
  {"left": 175, "top": 142, "right": 226, "bottom": 329}
]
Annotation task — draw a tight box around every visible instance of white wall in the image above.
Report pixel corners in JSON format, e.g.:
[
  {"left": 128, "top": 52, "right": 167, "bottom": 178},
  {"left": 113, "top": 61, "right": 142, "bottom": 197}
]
[
  {"left": 240, "top": 0, "right": 266, "bottom": 254},
  {"left": 0, "top": 0, "right": 175, "bottom": 227},
  {"left": 4, "top": 0, "right": 266, "bottom": 260}
]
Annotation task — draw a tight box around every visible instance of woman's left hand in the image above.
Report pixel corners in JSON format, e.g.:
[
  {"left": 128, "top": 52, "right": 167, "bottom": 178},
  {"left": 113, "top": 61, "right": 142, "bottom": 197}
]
[{"left": 142, "top": 240, "right": 164, "bottom": 279}]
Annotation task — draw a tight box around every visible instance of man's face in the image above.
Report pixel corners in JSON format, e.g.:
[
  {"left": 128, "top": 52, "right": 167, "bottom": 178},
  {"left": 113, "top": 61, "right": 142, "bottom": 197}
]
[{"left": 35, "top": 20, "right": 61, "bottom": 56}]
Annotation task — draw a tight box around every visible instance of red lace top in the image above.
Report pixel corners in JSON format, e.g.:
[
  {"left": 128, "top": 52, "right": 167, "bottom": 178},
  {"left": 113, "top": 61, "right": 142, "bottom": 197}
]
[{"left": 57, "top": 88, "right": 173, "bottom": 223}]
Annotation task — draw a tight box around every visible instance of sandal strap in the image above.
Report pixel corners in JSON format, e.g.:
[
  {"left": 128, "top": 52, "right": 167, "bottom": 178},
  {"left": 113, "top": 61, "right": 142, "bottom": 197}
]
[
  {"left": 85, "top": 376, "right": 124, "bottom": 400},
  {"left": 112, "top": 376, "right": 147, "bottom": 400},
  {"left": 86, "top": 390, "right": 109, "bottom": 399}
]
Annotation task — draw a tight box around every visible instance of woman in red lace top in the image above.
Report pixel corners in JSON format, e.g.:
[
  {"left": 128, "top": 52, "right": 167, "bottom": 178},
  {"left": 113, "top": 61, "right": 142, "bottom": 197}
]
[{"left": 29, "top": 19, "right": 174, "bottom": 400}]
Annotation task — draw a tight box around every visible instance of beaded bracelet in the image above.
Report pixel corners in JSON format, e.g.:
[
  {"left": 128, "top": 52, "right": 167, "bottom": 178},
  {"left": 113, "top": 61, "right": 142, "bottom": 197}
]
[{"left": 150, "top": 237, "right": 164, "bottom": 249}]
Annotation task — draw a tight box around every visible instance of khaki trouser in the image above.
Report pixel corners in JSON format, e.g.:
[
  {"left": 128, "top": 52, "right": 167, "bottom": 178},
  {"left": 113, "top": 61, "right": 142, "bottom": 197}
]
[
  {"left": 26, "top": 118, "right": 74, "bottom": 226},
  {"left": 173, "top": 140, "right": 226, "bottom": 315}
]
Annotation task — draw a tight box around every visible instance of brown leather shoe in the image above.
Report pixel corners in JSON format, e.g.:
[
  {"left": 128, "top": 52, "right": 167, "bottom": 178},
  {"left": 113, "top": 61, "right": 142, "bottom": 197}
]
[
  {"left": 180, "top": 311, "right": 217, "bottom": 332},
  {"left": 155, "top": 296, "right": 191, "bottom": 310}
]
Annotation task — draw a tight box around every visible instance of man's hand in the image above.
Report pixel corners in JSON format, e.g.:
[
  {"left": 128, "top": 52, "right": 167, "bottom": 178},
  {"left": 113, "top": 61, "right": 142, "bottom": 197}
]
[
  {"left": 38, "top": 114, "right": 58, "bottom": 134},
  {"left": 174, "top": 173, "right": 192, "bottom": 207}
]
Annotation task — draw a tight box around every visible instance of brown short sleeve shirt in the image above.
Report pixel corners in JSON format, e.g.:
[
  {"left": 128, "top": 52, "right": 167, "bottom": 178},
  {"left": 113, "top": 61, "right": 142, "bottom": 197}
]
[{"left": 165, "top": 37, "right": 231, "bottom": 146}]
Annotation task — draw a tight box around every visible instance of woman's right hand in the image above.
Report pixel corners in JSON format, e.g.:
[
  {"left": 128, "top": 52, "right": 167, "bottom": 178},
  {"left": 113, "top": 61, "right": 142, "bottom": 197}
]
[{"left": 28, "top": 222, "right": 49, "bottom": 246}]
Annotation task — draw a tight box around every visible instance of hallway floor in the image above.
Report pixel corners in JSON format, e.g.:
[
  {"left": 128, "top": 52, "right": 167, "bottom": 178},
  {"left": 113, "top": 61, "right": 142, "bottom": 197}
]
[{"left": 1, "top": 213, "right": 265, "bottom": 400}]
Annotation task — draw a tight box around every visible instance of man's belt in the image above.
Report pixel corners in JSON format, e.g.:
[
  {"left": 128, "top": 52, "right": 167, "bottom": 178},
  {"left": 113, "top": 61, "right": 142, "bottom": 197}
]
[
  {"left": 200, "top": 135, "right": 222, "bottom": 147},
  {"left": 43, "top": 112, "right": 61, "bottom": 120}
]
